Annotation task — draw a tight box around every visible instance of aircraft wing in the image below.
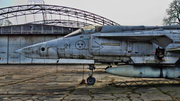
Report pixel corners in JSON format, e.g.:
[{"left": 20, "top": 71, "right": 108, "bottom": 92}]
[{"left": 95, "top": 34, "right": 173, "bottom": 48}]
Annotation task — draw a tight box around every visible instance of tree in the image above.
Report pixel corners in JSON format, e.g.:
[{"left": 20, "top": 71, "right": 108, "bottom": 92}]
[{"left": 163, "top": 0, "right": 180, "bottom": 25}]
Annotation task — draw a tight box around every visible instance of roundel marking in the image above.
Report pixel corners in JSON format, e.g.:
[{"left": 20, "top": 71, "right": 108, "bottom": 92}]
[{"left": 75, "top": 40, "right": 86, "bottom": 50}]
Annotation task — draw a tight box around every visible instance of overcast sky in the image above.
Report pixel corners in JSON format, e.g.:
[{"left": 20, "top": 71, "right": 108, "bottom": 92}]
[{"left": 0, "top": 0, "right": 174, "bottom": 26}]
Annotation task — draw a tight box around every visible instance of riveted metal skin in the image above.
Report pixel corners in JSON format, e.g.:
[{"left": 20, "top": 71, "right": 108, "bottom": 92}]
[
  {"left": 16, "top": 25, "right": 180, "bottom": 63},
  {"left": 15, "top": 25, "right": 180, "bottom": 78}
]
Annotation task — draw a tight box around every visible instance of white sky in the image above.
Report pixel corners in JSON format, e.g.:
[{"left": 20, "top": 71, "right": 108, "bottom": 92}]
[{"left": 0, "top": 0, "right": 174, "bottom": 26}]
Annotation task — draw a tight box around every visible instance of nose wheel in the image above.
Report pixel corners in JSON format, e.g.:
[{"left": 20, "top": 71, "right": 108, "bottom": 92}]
[
  {"left": 87, "top": 76, "right": 96, "bottom": 85},
  {"left": 87, "top": 64, "right": 96, "bottom": 85}
]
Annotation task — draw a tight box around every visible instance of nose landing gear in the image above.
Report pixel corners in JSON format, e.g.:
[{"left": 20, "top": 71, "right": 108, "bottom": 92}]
[
  {"left": 87, "top": 64, "right": 96, "bottom": 85},
  {"left": 87, "top": 76, "right": 96, "bottom": 85},
  {"left": 155, "top": 47, "right": 165, "bottom": 60}
]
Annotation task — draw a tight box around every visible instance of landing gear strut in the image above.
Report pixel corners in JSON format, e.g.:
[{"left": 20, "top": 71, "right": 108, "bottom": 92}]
[
  {"left": 155, "top": 47, "right": 165, "bottom": 60},
  {"left": 87, "top": 64, "right": 96, "bottom": 85}
]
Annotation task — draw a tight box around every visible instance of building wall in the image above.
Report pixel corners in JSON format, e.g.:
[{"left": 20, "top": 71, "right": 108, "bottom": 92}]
[
  {"left": 0, "top": 24, "right": 78, "bottom": 64},
  {"left": 0, "top": 35, "right": 63, "bottom": 64}
]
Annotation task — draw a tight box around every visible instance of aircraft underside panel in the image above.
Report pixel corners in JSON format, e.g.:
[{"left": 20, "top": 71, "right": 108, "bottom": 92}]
[{"left": 130, "top": 56, "right": 179, "bottom": 64}]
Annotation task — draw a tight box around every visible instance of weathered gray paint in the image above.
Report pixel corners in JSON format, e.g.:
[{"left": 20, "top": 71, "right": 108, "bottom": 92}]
[
  {"left": 14, "top": 25, "right": 180, "bottom": 78},
  {"left": 0, "top": 24, "right": 78, "bottom": 35},
  {"left": 0, "top": 36, "right": 8, "bottom": 64},
  {"left": 16, "top": 25, "right": 180, "bottom": 65},
  {"left": 106, "top": 65, "right": 180, "bottom": 78}
]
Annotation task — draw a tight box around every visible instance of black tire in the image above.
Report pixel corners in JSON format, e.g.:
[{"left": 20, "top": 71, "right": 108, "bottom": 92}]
[{"left": 87, "top": 76, "right": 96, "bottom": 85}]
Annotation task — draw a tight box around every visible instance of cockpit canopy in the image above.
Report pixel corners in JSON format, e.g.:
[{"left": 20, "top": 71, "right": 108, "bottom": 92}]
[
  {"left": 64, "top": 25, "right": 102, "bottom": 37},
  {"left": 83, "top": 25, "right": 102, "bottom": 34}
]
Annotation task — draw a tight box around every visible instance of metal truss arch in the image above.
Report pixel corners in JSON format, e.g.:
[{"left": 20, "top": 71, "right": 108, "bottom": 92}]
[
  {"left": 0, "top": 4, "right": 120, "bottom": 27},
  {"left": 28, "top": 19, "right": 92, "bottom": 28}
]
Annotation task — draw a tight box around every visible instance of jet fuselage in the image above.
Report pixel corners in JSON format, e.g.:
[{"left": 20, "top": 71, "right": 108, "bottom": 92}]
[{"left": 16, "top": 25, "right": 180, "bottom": 65}]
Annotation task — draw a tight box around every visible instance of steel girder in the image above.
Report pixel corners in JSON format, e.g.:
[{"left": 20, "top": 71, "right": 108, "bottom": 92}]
[
  {"left": 0, "top": 4, "right": 120, "bottom": 27},
  {"left": 28, "top": 19, "right": 92, "bottom": 28}
]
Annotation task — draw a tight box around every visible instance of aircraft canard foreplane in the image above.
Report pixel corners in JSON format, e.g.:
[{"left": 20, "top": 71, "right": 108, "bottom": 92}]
[{"left": 16, "top": 25, "right": 180, "bottom": 85}]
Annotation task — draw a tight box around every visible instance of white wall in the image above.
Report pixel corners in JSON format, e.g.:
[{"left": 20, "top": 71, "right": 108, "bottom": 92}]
[{"left": 0, "top": 35, "right": 62, "bottom": 64}]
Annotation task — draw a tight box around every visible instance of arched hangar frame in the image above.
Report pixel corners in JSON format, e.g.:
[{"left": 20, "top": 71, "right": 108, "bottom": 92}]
[{"left": 0, "top": 4, "right": 120, "bottom": 27}]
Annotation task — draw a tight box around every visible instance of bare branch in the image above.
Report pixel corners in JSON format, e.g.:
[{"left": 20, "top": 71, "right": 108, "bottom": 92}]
[{"left": 163, "top": 0, "right": 180, "bottom": 25}]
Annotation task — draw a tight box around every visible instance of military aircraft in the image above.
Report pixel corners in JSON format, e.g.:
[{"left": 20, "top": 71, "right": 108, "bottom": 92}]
[{"left": 16, "top": 25, "right": 180, "bottom": 85}]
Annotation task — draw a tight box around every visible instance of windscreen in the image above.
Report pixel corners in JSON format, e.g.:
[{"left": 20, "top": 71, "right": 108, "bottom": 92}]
[
  {"left": 83, "top": 25, "right": 102, "bottom": 34},
  {"left": 64, "top": 29, "right": 82, "bottom": 38},
  {"left": 64, "top": 25, "right": 102, "bottom": 38}
]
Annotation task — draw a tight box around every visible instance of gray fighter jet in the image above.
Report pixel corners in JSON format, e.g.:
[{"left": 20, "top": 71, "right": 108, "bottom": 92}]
[{"left": 16, "top": 25, "right": 180, "bottom": 85}]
